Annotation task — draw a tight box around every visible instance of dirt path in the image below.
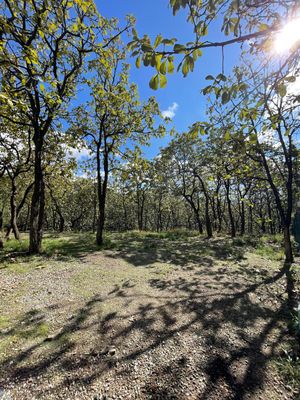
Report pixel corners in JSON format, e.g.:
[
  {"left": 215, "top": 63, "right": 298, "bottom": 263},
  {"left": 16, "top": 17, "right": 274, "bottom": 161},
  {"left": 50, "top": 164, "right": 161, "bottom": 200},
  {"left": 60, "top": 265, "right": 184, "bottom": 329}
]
[{"left": 0, "top": 236, "right": 297, "bottom": 399}]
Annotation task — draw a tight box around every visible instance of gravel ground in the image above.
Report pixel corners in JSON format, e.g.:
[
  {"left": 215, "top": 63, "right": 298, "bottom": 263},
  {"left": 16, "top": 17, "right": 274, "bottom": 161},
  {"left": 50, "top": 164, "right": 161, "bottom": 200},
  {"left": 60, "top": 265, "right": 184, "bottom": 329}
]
[{"left": 0, "top": 236, "right": 298, "bottom": 400}]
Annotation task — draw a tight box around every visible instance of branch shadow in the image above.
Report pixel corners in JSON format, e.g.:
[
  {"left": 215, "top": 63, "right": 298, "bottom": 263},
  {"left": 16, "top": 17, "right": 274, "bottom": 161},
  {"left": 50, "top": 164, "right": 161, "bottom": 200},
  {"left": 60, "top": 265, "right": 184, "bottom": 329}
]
[{"left": 0, "top": 259, "right": 290, "bottom": 399}]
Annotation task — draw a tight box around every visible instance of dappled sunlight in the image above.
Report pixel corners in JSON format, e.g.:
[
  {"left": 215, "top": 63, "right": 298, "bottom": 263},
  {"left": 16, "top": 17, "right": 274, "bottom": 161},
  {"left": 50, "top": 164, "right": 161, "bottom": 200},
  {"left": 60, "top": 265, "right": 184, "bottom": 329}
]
[{"left": 0, "top": 232, "right": 292, "bottom": 399}]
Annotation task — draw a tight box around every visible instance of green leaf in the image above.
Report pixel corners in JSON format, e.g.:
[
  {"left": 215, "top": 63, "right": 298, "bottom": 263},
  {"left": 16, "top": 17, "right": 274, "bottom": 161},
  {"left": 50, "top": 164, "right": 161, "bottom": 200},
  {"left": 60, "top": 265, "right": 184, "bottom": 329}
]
[
  {"left": 160, "top": 61, "right": 167, "bottom": 75},
  {"left": 132, "top": 28, "right": 138, "bottom": 38},
  {"left": 149, "top": 74, "right": 159, "bottom": 90},
  {"left": 216, "top": 73, "right": 227, "bottom": 82},
  {"left": 187, "top": 56, "right": 194, "bottom": 72},
  {"left": 205, "top": 75, "right": 214, "bottom": 80},
  {"left": 141, "top": 44, "right": 153, "bottom": 52},
  {"left": 259, "top": 23, "right": 269, "bottom": 31},
  {"left": 202, "top": 23, "right": 208, "bottom": 36},
  {"left": 224, "top": 131, "right": 231, "bottom": 141},
  {"left": 249, "top": 133, "right": 258, "bottom": 144},
  {"left": 285, "top": 128, "right": 291, "bottom": 136},
  {"left": 143, "top": 54, "right": 151, "bottom": 66},
  {"left": 182, "top": 59, "right": 189, "bottom": 77},
  {"left": 173, "top": 44, "right": 186, "bottom": 53},
  {"left": 160, "top": 74, "right": 167, "bottom": 88},
  {"left": 277, "top": 83, "right": 287, "bottom": 97},
  {"left": 285, "top": 76, "right": 296, "bottom": 83},
  {"left": 0, "top": 92, "right": 13, "bottom": 108},
  {"left": 154, "top": 34, "right": 163, "bottom": 48},
  {"left": 239, "top": 83, "right": 248, "bottom": 91},
  {"left": 222, "top": 91, "right": 230, "bottom": 104},
  {"left": 203, "top": 85, "right": 212, "bottom": 95},
  {"left": 135, "top": 56, "right": 141, "bottom": 68},
  {"left": 168, "top": 60, "right": 174, "bottom": 74}
]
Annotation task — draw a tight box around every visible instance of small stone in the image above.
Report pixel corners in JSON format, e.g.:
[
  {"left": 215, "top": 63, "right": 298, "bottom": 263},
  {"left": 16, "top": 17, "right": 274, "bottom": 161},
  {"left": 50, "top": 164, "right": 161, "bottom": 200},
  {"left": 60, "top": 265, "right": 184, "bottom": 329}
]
[{"left": 108, "top": 347, "right": 116, "bottom": 356}]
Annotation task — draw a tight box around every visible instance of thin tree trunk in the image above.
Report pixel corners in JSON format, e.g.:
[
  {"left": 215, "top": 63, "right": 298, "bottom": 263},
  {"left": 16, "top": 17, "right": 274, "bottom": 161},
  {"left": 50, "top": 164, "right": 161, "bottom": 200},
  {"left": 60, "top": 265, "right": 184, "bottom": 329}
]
[
  {"left": 92, "top": 182, "right": 97, "bottom": 233},
  {"left": 0, "top": 209, "right": 3, "bottom": 249},
  {"left": 6, "top": 181, "right": 34, "bottom": 239},
  {"left": 240, "top": 201, "right": 245, "bottom": 236},
  {"left": 196, "top": 214, "right": 203, "bottom": 234},
  {"left": 96, "top": 137, "right": 109, "bottom": 246},
  {"left": 96, "top": 197, "right": 106, "bottom": 245},
  {"left": 8, "top": 179, "right": 20, "bottom": 240},
  {"left": 59, "top": 214, "right": 65, "bottom": 233},
  {"left": 29, "top": 134, "right": 45, "bottom": 254},
  {"left": 204, "top": 195, "right": 212, "bottom": 238},
  {"left": 225, "top": 180, "right": 236, "bottom": 238}
]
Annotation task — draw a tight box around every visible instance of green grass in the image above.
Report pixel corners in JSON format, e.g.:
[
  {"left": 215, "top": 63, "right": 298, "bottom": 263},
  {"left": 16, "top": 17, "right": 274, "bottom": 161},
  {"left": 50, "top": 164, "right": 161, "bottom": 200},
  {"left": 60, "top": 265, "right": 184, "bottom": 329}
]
[
  {"left": 0, "top": 230, "right": 287, "bottom": 254},
  {"left": 0, "top": 312, "right": 50, "bottom": 360},
  {"left": 276, "top": 350, "right": 300, "bottom": 394},
  {"left": 17, "top": 322, "right": 49, "bottom": 339},
  {"left": 231, "top": 234, "right": 285, "bottom": 261},
  {"left": 0, "top": 316, "right": 10, "bottom": 330},
  {"left": 3, "top": 236, "right": 29, "bottom": 253},
  {"left": 0, "top": 231, "right": 289, "bottom": 274},
  {"left": 254, "top": 244, "right": 284, "bottom": 261}
]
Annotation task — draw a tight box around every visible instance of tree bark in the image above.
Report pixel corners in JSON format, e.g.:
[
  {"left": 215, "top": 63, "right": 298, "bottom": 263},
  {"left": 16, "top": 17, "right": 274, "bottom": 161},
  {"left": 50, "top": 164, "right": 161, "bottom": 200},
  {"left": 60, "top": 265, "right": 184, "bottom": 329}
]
[
  {"left": 96, "top": 136, "right": 109, "bottom": 246},
  {"left": 96, "top": 197, "right": 106, "bottom": 245},
  {"left": 6, "top": 181, "right": 34, "bottom": 239},
  {"left": 283, "top": 225, "right": 294, "bottom": 265},
  {"left": 224, "top": 179, "right": 236, "bottom": 237},
  {"left": 7, "top": 178, "right": 20, "bottom": 240},
  {"left": 0, "top": 209, "right": 3, "bottom": 249},
  {"left": 29, "top": 134, "right": 45, "bottom": 254},
  {"left": 240, "top": 200, "right": 245, "bottom": 236}
]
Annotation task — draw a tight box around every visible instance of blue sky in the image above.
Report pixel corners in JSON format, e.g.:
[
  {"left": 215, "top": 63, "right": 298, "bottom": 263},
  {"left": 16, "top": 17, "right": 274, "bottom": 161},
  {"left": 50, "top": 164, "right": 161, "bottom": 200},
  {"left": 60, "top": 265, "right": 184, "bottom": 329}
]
[{"left": 92, "top": 0, "right": 241, "bottom": 158}]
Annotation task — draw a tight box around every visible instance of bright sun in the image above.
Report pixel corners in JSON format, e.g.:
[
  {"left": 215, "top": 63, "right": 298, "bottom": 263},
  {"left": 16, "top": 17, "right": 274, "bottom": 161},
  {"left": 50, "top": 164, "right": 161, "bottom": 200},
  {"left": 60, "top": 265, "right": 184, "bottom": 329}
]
[{"left": 274, "top": 18, "right": 300, "bottom": 53}]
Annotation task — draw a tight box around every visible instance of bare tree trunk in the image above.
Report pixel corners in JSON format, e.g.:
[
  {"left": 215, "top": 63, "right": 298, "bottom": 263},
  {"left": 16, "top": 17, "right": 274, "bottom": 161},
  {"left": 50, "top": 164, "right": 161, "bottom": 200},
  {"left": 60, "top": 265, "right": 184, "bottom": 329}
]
[
  {"left": 8, "top": 179, "right": 20, "bottom": 240},
  {"left": 59, "top": 214, "right": 65, "bottom": 233},
  {"left": 96, "top": 137, "right": 109, "bottom": 246},
  {"left": 0, "top": 209, "right": 3, "bottom": 249},
  {"left": 225, "top": 179, "right": 236, "bottom": 238},
  {"left": 29, "top": 134, "right": 45, "bottom": 254},
  {"left": 92, "top": 182, "right": 97, "bottom": 233},
  {"left": 240, "top": 200, "right": 245, "bottom": 236},
  {"left": 96, "top": 197, "right": 106, "bottom": 245},
  {"left": 204, "top": 195, "right": 212, "bottom": 238}
]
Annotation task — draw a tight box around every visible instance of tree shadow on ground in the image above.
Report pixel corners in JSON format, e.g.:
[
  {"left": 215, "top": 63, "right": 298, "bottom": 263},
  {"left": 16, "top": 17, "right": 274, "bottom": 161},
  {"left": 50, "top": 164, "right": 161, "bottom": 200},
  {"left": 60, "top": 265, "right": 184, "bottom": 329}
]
[
  {"left": 0, "top": 233, "right": 100, "bottom": 265},
  {"left": 0, "top": 257, "right": 290, "bottom": 399},
  {"left": 105, "top": 235, "right": 247, "bottom": 268},
  {"left": 0, "top": 232, "right": 247, "bottom": 268}
]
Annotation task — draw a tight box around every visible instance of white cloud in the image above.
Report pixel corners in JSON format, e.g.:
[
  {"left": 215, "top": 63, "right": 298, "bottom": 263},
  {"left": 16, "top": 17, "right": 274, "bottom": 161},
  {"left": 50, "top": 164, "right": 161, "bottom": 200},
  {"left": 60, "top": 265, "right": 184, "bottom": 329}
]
[
  {"left": 257, "top": 129, "right": 281, "bottom": 149},
  {"left": 287, "top": 75, "right": 300, "bottom": 96},
  {"left": 64, "top": 144, "right": 91, "bottom": 161},
  {"left": 69, "top": 146, "right": 91, "bottom": 160},
  {"left": 162, "top": 102, "right": 178, "bottom": 119}
]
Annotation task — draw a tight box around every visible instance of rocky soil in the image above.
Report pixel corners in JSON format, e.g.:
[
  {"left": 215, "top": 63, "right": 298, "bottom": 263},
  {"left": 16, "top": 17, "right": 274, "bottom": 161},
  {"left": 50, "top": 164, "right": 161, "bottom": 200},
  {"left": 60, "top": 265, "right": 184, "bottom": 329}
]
[{"left": 0, "top": 235, "right": 298, "bottom": 400}]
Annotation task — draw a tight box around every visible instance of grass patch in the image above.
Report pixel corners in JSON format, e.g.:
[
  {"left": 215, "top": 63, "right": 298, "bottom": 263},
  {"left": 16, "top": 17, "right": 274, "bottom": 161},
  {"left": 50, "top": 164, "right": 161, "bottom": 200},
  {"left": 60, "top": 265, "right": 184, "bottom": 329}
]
[
  {"left": 0, "top": 316, "right": 10, "bottom": 330},
  {"left": 2, "top": 236, "right": 29, "bottom": 253},
  {"left": 18, "top": 322, "right": 50, "bottom": 339},
  {"left": 254, "top": 243, "right": 284, "bottom": 261},
  {"left": 277, "top": 350, "right": 300, "bottom": 392},
  {"left": 231, "top": 234, "right": 284, "bottom": 261}
]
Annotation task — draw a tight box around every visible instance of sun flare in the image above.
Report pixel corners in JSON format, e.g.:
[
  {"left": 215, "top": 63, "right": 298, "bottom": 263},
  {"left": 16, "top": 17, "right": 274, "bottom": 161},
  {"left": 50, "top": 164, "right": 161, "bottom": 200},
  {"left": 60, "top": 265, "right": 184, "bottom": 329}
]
[{"left": 274, "top": 18, "right": 300, "bottom": 53}]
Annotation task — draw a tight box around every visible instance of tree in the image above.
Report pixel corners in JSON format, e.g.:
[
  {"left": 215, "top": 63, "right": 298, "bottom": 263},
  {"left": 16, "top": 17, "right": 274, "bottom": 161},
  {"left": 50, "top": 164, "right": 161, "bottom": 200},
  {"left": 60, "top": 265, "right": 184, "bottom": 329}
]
[
  {"left": 0, "top": 0, "right": 132, "bottom": 253},
  {"left": 0, "top": 123, "right": 33, "bottom": 239},
  {"left": 200, "top": 63, "right": 300, "bottom": 312},
  {"left": 73, "top": 45, "right": 165, "bottom": 245}
]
